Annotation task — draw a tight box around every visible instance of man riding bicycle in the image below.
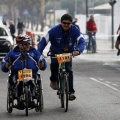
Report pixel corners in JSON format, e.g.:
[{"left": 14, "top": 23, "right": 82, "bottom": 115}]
[
  {"left": 1, "top": 34, "right": 47, "bottom": 108},
  {"left": 38, "top": 13, "right": 85, "bottom": 100}
]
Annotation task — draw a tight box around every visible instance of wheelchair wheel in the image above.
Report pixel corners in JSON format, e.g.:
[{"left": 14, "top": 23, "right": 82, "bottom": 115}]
[
  {"left": 24, "top": 86, "right": 28, "bottom": 116},
  {"left": 36, "top": 79, "right": 44, "bottom": 112},
  {"left": 7, "top": 87, "right": 13, "bottom": 113}
]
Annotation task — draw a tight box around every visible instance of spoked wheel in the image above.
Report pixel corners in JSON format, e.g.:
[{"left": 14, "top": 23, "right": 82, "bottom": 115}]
[
  {"left": 63, "top": 74, "right": 69, "bottom": 112},
  {"left": 36, "top": 80, "right": 44, "bottom": 112},
  {"left": 25, "top": 86, "right": 28, "bottom": 116},
  {"left": 7, "top": 88, "right": 13, "bottom": 113}
]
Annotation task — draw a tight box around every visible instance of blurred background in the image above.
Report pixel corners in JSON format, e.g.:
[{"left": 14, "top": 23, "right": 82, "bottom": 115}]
[{"left": 0, "top": 0, "right": 120, "bottom": 47}]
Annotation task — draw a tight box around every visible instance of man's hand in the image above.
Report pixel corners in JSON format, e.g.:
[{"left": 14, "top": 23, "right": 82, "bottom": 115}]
[
  {"left": 72, "top": 51, "right": 80, "bottom": 57},
  {"left": 5, "top": 62, "right": 11, "bottom": 69},
  {"left": 38, "top": 61, "right": 44, "bottom": 68}
]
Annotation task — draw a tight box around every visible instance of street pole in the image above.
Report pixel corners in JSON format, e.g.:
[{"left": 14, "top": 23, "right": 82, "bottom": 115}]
[
  {"left": 111, "top": 4, "right": 114, "bottom": 49},
  {"left": 75, "top": 0, "right": 77, "bottom": 15},
  {"left": 109, "top": 0, "right": 116, "bottom": 49},
  {"left": 86, "top": 0, "right": 88, "bottom": 32},
  {"left": 86, "top": 0, "right": 88, "bottom": 18}
]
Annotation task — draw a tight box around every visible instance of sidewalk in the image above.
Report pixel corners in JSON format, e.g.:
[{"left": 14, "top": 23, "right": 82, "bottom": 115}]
[
  {"left": 25, "top": 28, "right": 119, "bottom": 63},
  {"left": 80, "top": 49, "right": 119, "bottom": 62},
  {"left": 81, "top": 38, "right": 120, "bottom": 62}
]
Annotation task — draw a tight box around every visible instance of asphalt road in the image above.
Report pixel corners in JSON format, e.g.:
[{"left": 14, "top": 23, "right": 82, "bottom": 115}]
[{"left": 0, "top": 55, "right": 120, "bottom": 120}]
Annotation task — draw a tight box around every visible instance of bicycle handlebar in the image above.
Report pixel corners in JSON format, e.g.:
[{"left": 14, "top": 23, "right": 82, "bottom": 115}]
[{"left": 47, "top": 49, "right": 80, "bottom": 57}]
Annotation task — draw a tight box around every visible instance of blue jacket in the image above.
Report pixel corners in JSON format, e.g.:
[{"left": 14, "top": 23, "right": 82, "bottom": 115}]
[
  {"left": 38, "top": 24, "right": 85, "bottom": 54},
  {"left": 1, "top": 46, "right": 47, "bottom": 74}
]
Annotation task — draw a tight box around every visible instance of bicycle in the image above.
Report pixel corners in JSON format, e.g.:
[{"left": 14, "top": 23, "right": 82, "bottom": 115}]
[
  {"left": 7, "top": 51, "right": 44, "bottom": 116},
  {"left": 87, "top": 31, "right": 97, "bottom": 53},
  {"left": 47, "top": 51, "right": 73, "bottom": 112}
]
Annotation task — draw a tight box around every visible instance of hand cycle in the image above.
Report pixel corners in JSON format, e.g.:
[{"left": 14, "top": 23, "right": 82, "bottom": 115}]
[
  {"left": 7, "top": 51, "right": 44, "bottom": 116},
  {"left": 47, "top": 51, "right": 72, "bottom": 112}
]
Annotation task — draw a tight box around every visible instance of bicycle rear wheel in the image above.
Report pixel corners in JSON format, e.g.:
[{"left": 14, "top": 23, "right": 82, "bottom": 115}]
[{"left": 25, "top": 86, "right": 28, "bottom": 116}]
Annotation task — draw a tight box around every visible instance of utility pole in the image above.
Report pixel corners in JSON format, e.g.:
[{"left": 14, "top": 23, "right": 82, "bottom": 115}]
[
  {"left": 86, "top": 0, "right": 88, "bottom": 32},
  {"left": 109, "top": 0, "right": 116, "bottom": 49},
  {"left": 40, "top": 0, "right": 45, "bottom": 31},
  {"left": 75, "top": 0, "right": 77, "bottom": 15},
  {"left": 86, "top": 0, "right": 88, "bottom": 18}
]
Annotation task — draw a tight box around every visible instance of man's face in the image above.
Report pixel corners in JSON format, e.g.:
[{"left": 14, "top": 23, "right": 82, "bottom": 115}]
[
  {"left": 18, "top": 41, "right": 30, "bottom": 51},
  {"left": 61, "top": 20, "right": 72, "bottom": 31}
]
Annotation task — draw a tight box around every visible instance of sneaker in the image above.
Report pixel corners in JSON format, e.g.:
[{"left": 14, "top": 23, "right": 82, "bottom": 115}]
[
  {"left": 69, "top": 93, "right": 76, "bottom": 101},
  {"left": 50, "top": 82, "right": 59, "bottom": 90},
  {"left": 29, "top": 101, "right": 36, "bottom": 108},
  {"left": 17, "top": 100, "right": 25, "bottom": 110}
]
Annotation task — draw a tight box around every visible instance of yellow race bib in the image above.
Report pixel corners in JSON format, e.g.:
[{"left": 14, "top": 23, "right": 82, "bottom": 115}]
[{"left": 18, "top": 69, "right": 32, "bottom": 81}]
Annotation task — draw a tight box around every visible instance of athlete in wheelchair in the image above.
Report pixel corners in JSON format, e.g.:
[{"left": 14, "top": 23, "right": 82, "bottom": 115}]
[{"left": 1, "top": 34, "right": 47, "bottom": 115}]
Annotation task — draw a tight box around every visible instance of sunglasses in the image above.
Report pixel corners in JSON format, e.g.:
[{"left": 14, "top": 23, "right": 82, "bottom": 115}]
[
  {"left": 22, "top": 43, "right": 30, "bottom": 46},
  {"left": 62, "top": 22, "right": 72, "bottom": 25}
]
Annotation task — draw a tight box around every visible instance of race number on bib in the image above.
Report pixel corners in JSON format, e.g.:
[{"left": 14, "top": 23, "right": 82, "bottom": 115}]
[{"left": 18, "top": 69, "right": 32, "bottom": 81}]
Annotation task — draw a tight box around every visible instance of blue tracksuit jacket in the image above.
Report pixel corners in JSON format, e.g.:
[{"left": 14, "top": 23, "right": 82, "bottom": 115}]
[
  {"left": 1, "top": 46, "right": 47, "bottom": 74},
  {"left": 38, "top": 24, "right": 85, "bottom": 54}
]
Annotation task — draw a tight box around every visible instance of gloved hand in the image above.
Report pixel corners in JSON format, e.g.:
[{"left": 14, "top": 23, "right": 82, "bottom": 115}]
[
  {"left": 72, "top": 50, "right": 80, "bottom": 57},
  {"left": 5, "top": 62, "right": 11, "bottom": 68},
  {"left": 38, "top": 61, "right": 44, "bottom": 68}
]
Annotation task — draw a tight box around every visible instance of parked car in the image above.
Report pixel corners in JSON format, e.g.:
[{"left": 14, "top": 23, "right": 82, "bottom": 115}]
[{"left": 0, "top": 25, "right": 13, "bottom": 59}]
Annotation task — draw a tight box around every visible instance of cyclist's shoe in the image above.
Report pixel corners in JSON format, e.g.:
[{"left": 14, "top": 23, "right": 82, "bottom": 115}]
[
  {"left": 69, "top": 93, "right": 76, "bottom": 101},
  {"left": 50, "top": 82, "right": 59, "bottom": 90},
  {"left": 29, "top": 100, "right": 36, "bottom": 108},
  {"left": 17, "top": 100, "right": 25, "bottom": 110}
]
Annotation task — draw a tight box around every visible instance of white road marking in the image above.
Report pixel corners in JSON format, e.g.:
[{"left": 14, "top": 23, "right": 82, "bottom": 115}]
[
  {"left": 105, "top": 81, "right": 111, "bottom": 84},
  {"left": 112, "top": 84, "right": 118, "bottom": 86},
  {"left": 90, "top": 77, "right": 120, "bottom": 92},
  {"left": 98, "top": 78, "right": 103, "bottom": 80}
]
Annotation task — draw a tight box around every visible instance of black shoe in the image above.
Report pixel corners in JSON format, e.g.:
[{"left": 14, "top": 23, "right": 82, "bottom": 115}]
[
  {"left": 69, "top": 93, "right": 76, "bottom": 101},
  {"left": 50, "top": 82, "right": 59, "bottom": 90},
  {"left": 29, "top": 101, "right": 36, "bottom": 108},
  {"left": 17, "top": 101, "right": 25, "bottom": 110}
]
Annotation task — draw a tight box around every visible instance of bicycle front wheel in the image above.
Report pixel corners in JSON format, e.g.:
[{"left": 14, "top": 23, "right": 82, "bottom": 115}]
[{"left": 61, "top": 73, "right": 69, "bottom": 112}]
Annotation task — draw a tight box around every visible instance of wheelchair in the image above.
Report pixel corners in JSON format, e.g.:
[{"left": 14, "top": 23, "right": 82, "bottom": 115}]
[{"left": 7, "top": 72, "right": 44, "bottom": 116}]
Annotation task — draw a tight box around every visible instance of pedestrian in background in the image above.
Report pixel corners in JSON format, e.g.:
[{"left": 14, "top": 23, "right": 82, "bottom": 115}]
[
  {"left": 2, "top": 19, "right": 7, "bottom": 26},
  {"left": 86, "top": 15, "right": 97, "bottom": 53},
  {"left": 17, "top": 18, "right": 24, "bottom": 35},
  {"left": 72, "top": 17, "right": 80, "bottom": 30},
  {"left": 115, "top": 24, "right": 120, "bottom": 51},
  {"left": 9, "top": 20, "right": 16, "bottom": 40}
]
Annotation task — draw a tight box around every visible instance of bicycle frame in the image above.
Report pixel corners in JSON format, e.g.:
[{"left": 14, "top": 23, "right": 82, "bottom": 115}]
[
  {"left": 87, "top": 32, "right": 96, "bottom": 53},
  {"left": 47, "top": 52, "right": 71, "bottom": 112},
  {"left": 58, "top": 62, "right": 69, "bottom": 93}
]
